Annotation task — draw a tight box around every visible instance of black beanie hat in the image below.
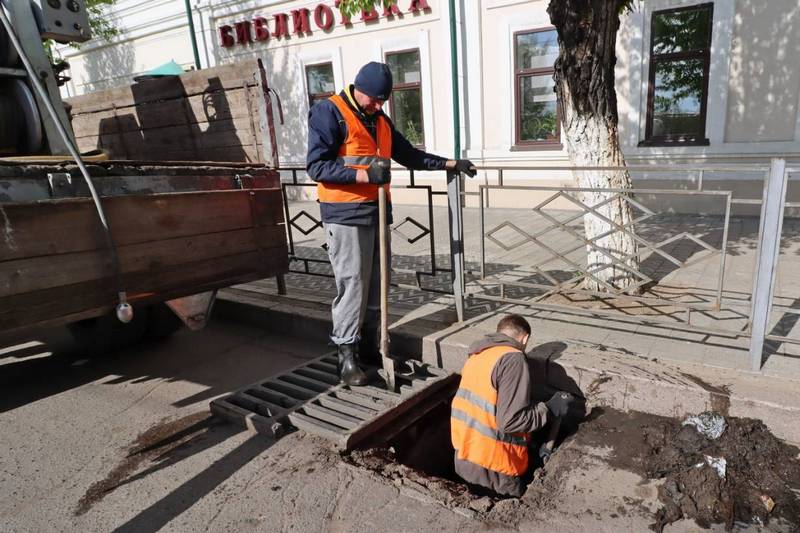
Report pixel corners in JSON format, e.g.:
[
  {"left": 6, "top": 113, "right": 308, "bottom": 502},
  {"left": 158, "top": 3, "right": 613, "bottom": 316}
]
[{"left": 354, "top": 62, "right": 393, "bottom": 100}]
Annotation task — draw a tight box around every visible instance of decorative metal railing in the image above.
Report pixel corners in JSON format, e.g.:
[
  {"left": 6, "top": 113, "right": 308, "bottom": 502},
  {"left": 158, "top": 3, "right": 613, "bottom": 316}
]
[{"left": 278, "top": 159, "right": 799, "bottom": 371}]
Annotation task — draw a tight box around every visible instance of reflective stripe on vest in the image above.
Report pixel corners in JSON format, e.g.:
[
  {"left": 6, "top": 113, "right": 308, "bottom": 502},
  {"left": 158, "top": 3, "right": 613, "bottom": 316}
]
[
  {"left": 450, "top": 344, "right": 530, "bottom": 477},
  {"left": 317, "top": 94, "right": 393, "bottom": 204}
]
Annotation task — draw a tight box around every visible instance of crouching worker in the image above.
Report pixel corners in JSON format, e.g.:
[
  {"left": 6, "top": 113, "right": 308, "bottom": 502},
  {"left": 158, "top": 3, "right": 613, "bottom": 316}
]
[{"left": 450, "top": 314, "right": 573, "bottom": 497}]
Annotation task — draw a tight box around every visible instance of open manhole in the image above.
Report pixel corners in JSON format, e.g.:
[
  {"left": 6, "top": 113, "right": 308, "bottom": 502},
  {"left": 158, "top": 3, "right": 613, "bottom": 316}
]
[{"left": 341, "top": 389, "right": 567, "bottom": 519}]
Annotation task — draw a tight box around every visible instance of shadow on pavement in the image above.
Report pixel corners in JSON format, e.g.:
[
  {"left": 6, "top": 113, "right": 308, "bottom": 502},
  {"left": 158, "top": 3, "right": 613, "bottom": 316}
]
[
  {"left": 0, "top": 318, "right": 326, "bottom": 413},
  {"left": 112, "top": 433, "right": 273, "bottom": 533}
]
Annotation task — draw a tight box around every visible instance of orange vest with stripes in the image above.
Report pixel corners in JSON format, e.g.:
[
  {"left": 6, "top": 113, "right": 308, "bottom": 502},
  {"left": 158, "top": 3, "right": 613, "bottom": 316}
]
[
  {"left": 317, "top": 94, "right": 392, "bottom": 204},
  {"left": 451, "top": 345, "right": 530, "bottom": 477}
]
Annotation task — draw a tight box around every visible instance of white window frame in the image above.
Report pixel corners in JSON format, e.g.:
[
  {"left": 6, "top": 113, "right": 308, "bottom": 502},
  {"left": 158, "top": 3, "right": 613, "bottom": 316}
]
[
  {"left": 373, "top": 30, "right": 435, "bottom": 153},
  {"left": 501, "top": 13, "right": 567, "bottom": 160},
  {"left": 633, "top": 0, "right": 734, "bottom": 148}
]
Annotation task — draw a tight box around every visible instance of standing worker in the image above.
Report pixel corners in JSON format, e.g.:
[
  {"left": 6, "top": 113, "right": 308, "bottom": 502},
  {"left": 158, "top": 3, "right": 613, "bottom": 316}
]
[
  {"left": 450, "top": 314, "right": 574, "bottom": 497},
  {"left": 306, "top": 61, "right": 476, "bottom": 386}
]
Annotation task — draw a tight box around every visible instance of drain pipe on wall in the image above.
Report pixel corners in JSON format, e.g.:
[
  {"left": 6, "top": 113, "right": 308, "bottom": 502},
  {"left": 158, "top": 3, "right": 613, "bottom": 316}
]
[
  {"left": 448, "top": 0, "right": 461, "bottom": 159},
  {"left": 184, "top": 0, "right": 202, "bottom": 70},
  {"left": 447, "top": 0, "right": 467, "bottom": 320}
]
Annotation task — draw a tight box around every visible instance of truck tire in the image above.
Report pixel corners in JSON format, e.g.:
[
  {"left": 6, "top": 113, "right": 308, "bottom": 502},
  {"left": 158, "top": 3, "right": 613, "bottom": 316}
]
[
  {"left": 68, "top": 306, "right": 149, "bottom": 355},
  {"left": 143, "top": 303, "right": 184, "bottom": 342}
]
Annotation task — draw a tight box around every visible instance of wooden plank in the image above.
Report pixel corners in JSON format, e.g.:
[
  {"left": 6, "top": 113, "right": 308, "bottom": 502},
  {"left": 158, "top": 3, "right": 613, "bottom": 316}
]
[
  {"left": 76, "top": 138, "right": 262, "bottom": 163},
  {"left": 0, "top": 189, "right": 284, "bottom": 261},
  {"left": 70, "top": 87, "right": 260, "bottom": 137},
  {"left": 66, "top": 62, "right": 260, "bottom": 113},
  {"left": 78, "top": 121, "right": 259, "bottom": 155},
  {"left": 0, "top": 249, "right": 287, "bottom": 334},
  {"left": 0, "top": 226, "right": 286, "bottom": 297}
]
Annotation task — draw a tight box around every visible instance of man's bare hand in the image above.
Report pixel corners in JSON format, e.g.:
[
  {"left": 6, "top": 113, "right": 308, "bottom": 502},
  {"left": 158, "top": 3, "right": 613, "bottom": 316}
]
[{"left": 355, "top": 169, "right": 370, "bottom": 183}]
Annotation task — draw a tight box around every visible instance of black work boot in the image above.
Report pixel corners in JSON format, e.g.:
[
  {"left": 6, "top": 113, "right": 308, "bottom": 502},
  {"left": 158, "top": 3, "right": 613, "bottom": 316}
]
[
  {"left": 337, "top": 343, "right": 368, "bottom": 386},
  {"left": 359, "top": 327, "right": 381, "bottom": 367}
]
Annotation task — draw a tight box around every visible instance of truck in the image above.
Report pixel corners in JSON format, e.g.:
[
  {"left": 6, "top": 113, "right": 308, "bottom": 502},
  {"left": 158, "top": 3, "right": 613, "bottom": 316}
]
[{"left": 0, "top": 0, "right": 288, "bottom": 351}]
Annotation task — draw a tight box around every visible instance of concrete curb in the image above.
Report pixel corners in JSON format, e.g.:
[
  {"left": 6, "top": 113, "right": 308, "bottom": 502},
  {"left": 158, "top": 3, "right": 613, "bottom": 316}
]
[{"left": 215, "top": 290, "right": 424, "bottom": 358}]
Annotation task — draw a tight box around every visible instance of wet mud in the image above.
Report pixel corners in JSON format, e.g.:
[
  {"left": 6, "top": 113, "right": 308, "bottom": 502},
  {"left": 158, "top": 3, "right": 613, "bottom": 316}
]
[
  {"left": 345, "top": 405, "right": 800, "bottom": 531},
  {"left": 75, "top": 411, "right": 221, "bottom": 515}
]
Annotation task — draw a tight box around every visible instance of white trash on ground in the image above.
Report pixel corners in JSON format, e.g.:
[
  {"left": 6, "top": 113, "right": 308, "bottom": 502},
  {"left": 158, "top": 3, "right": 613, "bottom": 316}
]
[
  {"left": 683, "top": 412, "right": 727, "bottom": 440},
  {"left": 693, "top": 456, "right": 726, "bottom": 479}
]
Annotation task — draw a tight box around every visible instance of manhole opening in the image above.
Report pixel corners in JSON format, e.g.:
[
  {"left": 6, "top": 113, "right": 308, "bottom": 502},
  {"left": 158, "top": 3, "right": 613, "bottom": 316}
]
[{"left": 344, "top": 391, "right": 583, "bottom": 509}]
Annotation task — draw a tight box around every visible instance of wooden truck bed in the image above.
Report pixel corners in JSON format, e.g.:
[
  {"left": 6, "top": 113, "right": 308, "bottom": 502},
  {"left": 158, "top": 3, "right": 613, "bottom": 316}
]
[{"left": 0, "top": 161, "right": 287, "bottom": 336}]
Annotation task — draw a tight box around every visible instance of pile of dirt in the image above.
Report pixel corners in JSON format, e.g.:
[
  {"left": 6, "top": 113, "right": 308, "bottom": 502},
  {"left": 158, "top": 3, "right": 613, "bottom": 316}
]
[
  {"left": 645, "top": 415, "right": 800, "bottom": 531},
  {"left": 575, "top": 408, "right": 800, "bottom": 531}
]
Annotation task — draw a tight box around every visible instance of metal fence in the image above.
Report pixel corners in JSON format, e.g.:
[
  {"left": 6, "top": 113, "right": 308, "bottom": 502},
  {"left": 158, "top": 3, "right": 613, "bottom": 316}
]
[
  {"left": 278, "top": 159, "right": 797, "bottom": 372},
  {"left": 279, "top": 167, "right": 455, "bottom": 295}
]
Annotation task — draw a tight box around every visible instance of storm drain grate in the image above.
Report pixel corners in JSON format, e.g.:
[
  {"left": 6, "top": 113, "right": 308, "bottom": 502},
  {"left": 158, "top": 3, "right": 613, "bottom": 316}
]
[{"left": 210, "top": 352, "right": 458, "bottom": 450}]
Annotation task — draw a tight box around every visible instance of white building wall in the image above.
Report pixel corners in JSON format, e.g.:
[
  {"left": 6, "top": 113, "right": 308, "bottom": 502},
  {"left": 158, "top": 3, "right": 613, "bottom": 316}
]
[{"left": 56, "top": 0, "right": 800, "bottom": 172}]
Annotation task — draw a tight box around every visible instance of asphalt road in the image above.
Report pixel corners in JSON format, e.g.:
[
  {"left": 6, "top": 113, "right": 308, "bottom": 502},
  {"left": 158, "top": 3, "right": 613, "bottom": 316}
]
[{"left": 0, "top": 319, "right": 778, "bottom": 532}]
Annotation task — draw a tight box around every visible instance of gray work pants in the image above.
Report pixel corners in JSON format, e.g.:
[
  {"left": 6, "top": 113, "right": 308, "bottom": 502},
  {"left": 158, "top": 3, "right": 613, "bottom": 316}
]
[{"left": 324, "top": 222, "right": 390, "bottom": 346}]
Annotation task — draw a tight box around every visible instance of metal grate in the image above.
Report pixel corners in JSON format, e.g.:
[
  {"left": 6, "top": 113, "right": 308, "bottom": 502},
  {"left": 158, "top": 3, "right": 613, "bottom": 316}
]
[{"left": 210, "top": 352, "right": 457, "bottom": 450}]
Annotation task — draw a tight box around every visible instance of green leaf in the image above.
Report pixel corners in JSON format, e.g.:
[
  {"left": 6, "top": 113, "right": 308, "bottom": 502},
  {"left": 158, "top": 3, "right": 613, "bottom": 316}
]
[{"left": 336, "top": 0, "right": 397, "bottom": 18}]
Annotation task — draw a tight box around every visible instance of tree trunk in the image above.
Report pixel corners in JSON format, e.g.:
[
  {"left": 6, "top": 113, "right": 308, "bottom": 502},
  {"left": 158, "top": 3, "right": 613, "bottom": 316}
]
[{"left": 548, "top": 0, "right": 641, "bottom": 294}]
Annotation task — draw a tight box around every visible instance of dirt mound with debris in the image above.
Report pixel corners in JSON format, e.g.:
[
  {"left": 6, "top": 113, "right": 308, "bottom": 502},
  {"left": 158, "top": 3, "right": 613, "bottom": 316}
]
[{"left": 576, "top": 408, "right": 800, "bottom": 531}]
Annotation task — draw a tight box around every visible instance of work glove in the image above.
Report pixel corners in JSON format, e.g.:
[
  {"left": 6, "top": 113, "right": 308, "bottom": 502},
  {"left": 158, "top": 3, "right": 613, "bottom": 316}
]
[
  {"left": 545, "top": 391, "right": 574, "bottom": 418},
  {"left": 453, "top": 159, "right": 477, "bottom": 178},
  {"left": 366, "top": 159, "right": 391, "bottom": 185}
]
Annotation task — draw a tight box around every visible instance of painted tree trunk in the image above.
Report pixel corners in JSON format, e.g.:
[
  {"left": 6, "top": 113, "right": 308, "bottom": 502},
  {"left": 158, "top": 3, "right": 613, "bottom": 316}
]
[{"left": 548, "top": 0, "right": 641, "bottom": 294}]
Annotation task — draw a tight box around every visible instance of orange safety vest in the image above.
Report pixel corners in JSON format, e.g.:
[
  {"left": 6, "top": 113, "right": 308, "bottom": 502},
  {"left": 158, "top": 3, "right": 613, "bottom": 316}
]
[
  {"left": 317, "top": 94, "right": 393, "bottom": 204},
  {"left": 451, "top": 345, "right": 530, "bottom": 477}
]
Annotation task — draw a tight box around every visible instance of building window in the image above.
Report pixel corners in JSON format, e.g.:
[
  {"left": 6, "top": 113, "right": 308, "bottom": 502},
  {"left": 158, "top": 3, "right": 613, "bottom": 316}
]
[
  {"left": 386, "top": 49, "right": 425, "bottom": 147},
  {"left": 643, "top": 3, "right": 713, "bottom": 146},
  {"left": 514, "top": 28, "right": 560, "bottom": 148},
  {"left": 305, "top": 62, "right": 335, "bottom": 107}
]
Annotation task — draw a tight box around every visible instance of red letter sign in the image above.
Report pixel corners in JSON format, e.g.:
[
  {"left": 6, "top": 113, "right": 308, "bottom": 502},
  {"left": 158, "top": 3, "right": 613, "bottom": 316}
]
[
  {"left": 383, "top": 3, "right": 402, "bottom": 17},
  {"left": 314, "top": 4, "right": 334, "bottom": 30},
  {"left": 292, "top": 8, "right": 311, "bottom": 34},
  {"left": 273, "top": 13, "right": 289, "bottom": 38},
  {"left": 219, "top": 25, "right": 234, "bottom": 47},
  {"left": 234, "top": 20, "right": 252, "bottom": 44},
  {"left": 361, "top": 8, "right": 378, "bottom": 22},
  {"left": 334, "top": 0, "right": 351, "bottom": 25},
  {"left": 254, "top": 17, "right": 270, "bottom": 41},
  {"left": 408, "top": 0, "right": 430, "bottom": 12}
]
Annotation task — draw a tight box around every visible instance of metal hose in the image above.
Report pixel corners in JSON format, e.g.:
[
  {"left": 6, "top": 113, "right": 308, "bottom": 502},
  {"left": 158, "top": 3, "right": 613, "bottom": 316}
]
[{"left": 0, "top": 5, "right": 132, "bottom": 323}]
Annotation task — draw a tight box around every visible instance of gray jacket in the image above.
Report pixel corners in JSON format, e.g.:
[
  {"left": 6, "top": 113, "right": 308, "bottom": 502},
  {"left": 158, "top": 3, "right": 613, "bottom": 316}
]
[{"left": 453, "top": 333, "right": 549, "bottom": 497}]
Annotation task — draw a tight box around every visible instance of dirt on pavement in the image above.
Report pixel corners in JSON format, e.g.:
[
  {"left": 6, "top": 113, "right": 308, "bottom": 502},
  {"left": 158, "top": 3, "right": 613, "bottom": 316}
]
[{"left": 75, "top": 412, "right": 222, "bottom": 516}]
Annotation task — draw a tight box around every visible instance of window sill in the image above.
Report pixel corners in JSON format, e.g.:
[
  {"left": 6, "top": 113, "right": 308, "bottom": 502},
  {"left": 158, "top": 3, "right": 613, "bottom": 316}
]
[
  {"left": 638, "top": 138, "right": 710, "bottom": 147},
  {"left": 511, "top": 142, "right": 563, "bottom": 152}
]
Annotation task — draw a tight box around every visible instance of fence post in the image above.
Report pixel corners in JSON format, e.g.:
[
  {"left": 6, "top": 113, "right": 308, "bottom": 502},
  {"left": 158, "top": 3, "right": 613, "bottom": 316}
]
[
  {"left": 748, "top": 158, "right": 787, "bottom": 371},
  {"left": 447, "top": 169, "right": 466, "bottom": 322}
]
